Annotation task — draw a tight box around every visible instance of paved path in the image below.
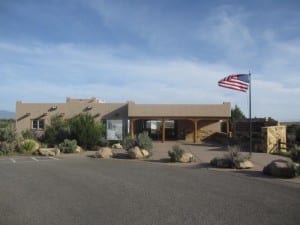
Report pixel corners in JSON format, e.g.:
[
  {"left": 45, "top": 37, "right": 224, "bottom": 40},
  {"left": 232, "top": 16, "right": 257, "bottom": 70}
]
[
  {"left": 146, "top": 141, "right": 300, "bottom": 183},
  {"left": 0, "top": 156, "right": 299, "bottom": 225}
]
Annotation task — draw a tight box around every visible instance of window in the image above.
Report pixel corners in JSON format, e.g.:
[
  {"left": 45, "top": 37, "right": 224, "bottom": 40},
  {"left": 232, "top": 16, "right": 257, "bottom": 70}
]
[{"left": 32, "top": 119, "right": 45, "bottom": 129}]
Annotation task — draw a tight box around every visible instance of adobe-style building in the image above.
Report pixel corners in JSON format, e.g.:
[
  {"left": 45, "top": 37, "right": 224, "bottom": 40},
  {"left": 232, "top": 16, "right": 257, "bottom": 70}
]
[{"left": 16, "top": 97, "right": 231, "bottom": 143}]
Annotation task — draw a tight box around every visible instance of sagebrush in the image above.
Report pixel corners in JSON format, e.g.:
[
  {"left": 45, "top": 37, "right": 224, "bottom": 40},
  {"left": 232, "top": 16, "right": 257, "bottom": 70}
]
[
  {"left": 122, "top": 133, "right": 153, "bottom": 155},
  {"left": 58, "top": 139, "right": 77, "bottom": 153},
  {"left": 168, "top": 145, "right": 185, "bottom": 162},
  {"left": 19, "top": 139, "right": 38, "bottom": 153}
]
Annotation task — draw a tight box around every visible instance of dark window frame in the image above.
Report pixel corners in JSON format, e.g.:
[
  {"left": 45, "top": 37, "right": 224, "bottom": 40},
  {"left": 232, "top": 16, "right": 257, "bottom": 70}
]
[{"left": 31, "top": 119, "right": 45, "bottom": 130}]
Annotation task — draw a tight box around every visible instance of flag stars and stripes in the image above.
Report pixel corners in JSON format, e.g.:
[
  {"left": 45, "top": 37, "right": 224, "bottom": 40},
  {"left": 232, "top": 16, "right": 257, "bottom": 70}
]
[{"left": 218, "top": 74, "right": 250, "bottom": 92}]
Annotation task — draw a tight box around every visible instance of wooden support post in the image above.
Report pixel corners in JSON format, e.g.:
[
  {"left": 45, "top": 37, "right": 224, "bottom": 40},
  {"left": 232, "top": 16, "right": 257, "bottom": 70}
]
[
  {"left": 161, "top": 119, "right": 166, "bottom": 143},
  {"left": 193, "top": 120, "right": 198, "bottom": 143},
  {"left": 226, "top": 119, "right": 231, "bottom": 137},
  {"left": 130, "top": 119, "right": 135, "bottom": 139}
]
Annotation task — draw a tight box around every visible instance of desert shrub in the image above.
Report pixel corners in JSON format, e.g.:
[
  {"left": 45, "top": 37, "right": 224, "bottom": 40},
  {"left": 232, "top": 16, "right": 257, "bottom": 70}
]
[
  {"left": 291, "top": 145, "right": 300, "bottom": 163},
  {"left": 136, "top": 132, "right": 153, "bottom": 152},
  {"left": 42, "top": 115, "right": 71, "bottom": 146},
  {"left": 225, "top": 145, "right": 248, "bottom": 164},
  {"left": 0, "top": 123, "right": 18, "bottom": 155},
  {"left": 168, "top": 145, "right": 185, "bottom": 162},
  {"left": 58, "top": 139, "right": 77, "bottom": 153},
  {"left": 19, "top": 139, "right": 38, "bottom": 154},
  {"left": 69, "top": 114, "right": 105, "bottom": 149},
  {"left": 0, "top": 124, "right": 16, "bottom": 143},
  {"left": 210, "top": 145, "right": 249, "bottom": 168},
  {"left": 122, "top": 133, "right": 153, "bottom": 155},
  {"left": 122, "top": 136, "right": 137, "bottom": 151},
  {"left": 21, "top": 129, "right": 41, "bottom": 140},
  {"left": 98, "top": 136, "right": 109, "bottom": 147},
  {"left": 0, "top": 141, "right": 17, "bottom": 155}
]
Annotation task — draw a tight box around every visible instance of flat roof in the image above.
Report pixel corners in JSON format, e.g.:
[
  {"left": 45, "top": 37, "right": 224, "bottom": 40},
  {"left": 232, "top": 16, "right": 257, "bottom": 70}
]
[{"left": 128, "top": 102, "right": 231, "bottom": 118}]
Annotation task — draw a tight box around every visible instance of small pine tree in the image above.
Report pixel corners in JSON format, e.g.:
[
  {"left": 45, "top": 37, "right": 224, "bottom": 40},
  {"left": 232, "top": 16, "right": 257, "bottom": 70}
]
[{"left": 231, "top": 105, "right": 246, "bottom": 121}]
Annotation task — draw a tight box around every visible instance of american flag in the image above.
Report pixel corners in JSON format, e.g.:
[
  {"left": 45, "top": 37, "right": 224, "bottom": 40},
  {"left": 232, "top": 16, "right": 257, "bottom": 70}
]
[{"left": 218, "top": 74, "right": 250, "bottom": 92}]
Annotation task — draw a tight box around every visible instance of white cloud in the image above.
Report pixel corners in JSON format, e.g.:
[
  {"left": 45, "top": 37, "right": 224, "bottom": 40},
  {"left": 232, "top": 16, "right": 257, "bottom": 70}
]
[
  {"left": 196, "top": 5, "right": 256, "bottom": 63},
  {"left": 1, "top": 39, "right": 299, "bottom": 121}
]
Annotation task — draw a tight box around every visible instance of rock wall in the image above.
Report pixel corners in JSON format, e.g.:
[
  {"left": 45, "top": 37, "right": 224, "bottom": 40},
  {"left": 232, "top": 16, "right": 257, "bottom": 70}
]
[{"left": 261, "top": 125, "right": 286, "bottom": 153}]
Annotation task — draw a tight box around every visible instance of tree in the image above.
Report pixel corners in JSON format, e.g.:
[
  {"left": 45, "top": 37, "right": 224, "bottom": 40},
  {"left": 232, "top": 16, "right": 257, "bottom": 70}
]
[{"left": 231, "top": 105, "right": 246, "bottom": 121}]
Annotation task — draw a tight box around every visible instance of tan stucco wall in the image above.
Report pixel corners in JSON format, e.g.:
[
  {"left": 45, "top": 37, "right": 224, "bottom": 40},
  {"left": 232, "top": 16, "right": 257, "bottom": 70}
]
[
  {"left": 16, "top": 98, "right": 230, "bottom": 143},
  {"left": 16, "top": 99, "right": 128, "bottom": 134},
  {"left": 177, "top": 120, "right": 221, "bottom": 142}
]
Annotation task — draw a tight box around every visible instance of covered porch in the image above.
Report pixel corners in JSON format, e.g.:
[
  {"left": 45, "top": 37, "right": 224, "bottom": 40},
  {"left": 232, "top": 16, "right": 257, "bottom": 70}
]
[{"left": 128, "top": 102, "right": 231, "bottom": 143}]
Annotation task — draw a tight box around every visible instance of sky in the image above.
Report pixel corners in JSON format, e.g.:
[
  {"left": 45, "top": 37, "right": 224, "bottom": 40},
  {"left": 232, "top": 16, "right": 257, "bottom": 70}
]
[{"left": 0, "top": 0, "right": 299, "bottom": 121}]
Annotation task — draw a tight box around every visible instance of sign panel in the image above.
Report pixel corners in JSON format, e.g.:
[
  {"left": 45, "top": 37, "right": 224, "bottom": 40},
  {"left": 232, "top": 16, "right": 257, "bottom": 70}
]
[{"left": 106, "top": 120, "right": 123, "bottom": 140}]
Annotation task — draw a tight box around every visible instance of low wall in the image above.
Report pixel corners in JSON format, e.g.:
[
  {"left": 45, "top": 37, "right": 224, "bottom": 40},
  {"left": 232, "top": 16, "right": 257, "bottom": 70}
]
[{"left": 261, "top": 125, "right": 286, "bottom": 153}]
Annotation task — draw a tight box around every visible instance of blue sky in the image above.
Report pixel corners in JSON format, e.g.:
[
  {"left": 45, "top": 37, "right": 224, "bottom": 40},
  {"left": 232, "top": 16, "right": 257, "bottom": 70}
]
[{"left": 0, "top": 0, "right": 299, "bottom": 121}]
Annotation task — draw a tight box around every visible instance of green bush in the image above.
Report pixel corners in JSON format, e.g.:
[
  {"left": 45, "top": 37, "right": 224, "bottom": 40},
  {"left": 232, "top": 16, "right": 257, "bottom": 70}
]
[
  {"left": 122, "top": 133, "right": 153, "bottom": 156},
  {"left": 291, "top": 145, "right": 300, "bottom": 163},
  {"left": 69, "top": 114, "right": 105, "bottom": 149},
  {"left": 58, "top": 139, "right": 77, "bottom": 153},
  {"left": 0, "top": 122, "right": 18, "bottom": 155},
  {"left": 136, "top": 132, "right": 153, "bottom": 152},
  {"left": 210, "top": 145, "right": 249, "bottom": 168},
  {"left": 168, "top": 145, "right": 185, "bottom": 162},
  {"left": 21, "top": 129, "right": 41, "bottom": 140},
  {"left": 42, "top": 115, "right": 71, "bottom": 146},
  {"left": 225, "top": 145, "right": 248, "bottom": 164},
  {"left": 0, "top": 124, "right": 16, "bottom": 143},
  {"left": 0, "top": 141, "right": 17, "bottom": 155},
  {"left": 122, "top": 136, "right": 137, "bottom": 151},
  {"left": 19, "top": 139, "right": 38, "bottom": 154},
  {"left": 41, "top": 114, "right": 106, "bottom": 149}
]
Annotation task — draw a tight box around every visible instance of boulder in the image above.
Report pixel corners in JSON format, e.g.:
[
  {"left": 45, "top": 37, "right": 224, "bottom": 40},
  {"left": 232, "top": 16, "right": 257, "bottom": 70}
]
[
  {"left": 263, "top": 160, "right": 297, "bottom": 178},
  {"left": 179, "top": 152, "right": 194, "bottom": 163},
  {"left": 37, "top": 148, "right": 59, "bottom": 156},
  {"left": 112, "top": 143, "right": 123, "bottom": 149},
  {"left": 235, "top": 160, "right": 254, "bottom": 169},
  {"left": 96, "top": 147, "right": 113, "bottom": 159},
  {"left": 128, "top": 146, "right": 144, "bottom": 159},
  {"left": 141, "top": 149, "right": 150, "bottom": 158},
  {"left": 54, "top": 148, "right": 60, "bottom": 156},
  {"left": 75, "top": 146, "right": 82, "bottom": 153}
]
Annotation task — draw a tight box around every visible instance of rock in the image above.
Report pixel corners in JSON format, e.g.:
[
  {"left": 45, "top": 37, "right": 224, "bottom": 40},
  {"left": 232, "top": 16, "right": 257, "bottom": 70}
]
[
  {"left": 96, "top": 147, "right": 113, "bottom": 159},
  {"left": 37, "top": 148, "right": 59, "bottom": 156},
  {"left": 141, "top": 149, "right": 150, "bottom": 158},
  {"left": 54, "top": 148, "right": 60, "bottom": 156},
  {"left": 235, "top": 160, "right": 254, "bottom": 169},
  {"left": 263, "top": 160, "right": 297, "bottom": 178},
  {"left": 128, "top": 146, "right": 144, "bottom": 159},
  {"left": 179, "top": 152, "right": 194, "bottom": 163},
  {"left": 112, "top": 143, "right": 123, "bottom": 149},
  {"left": 75, "top": 146, "right": 82, "bottom": 153}
]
